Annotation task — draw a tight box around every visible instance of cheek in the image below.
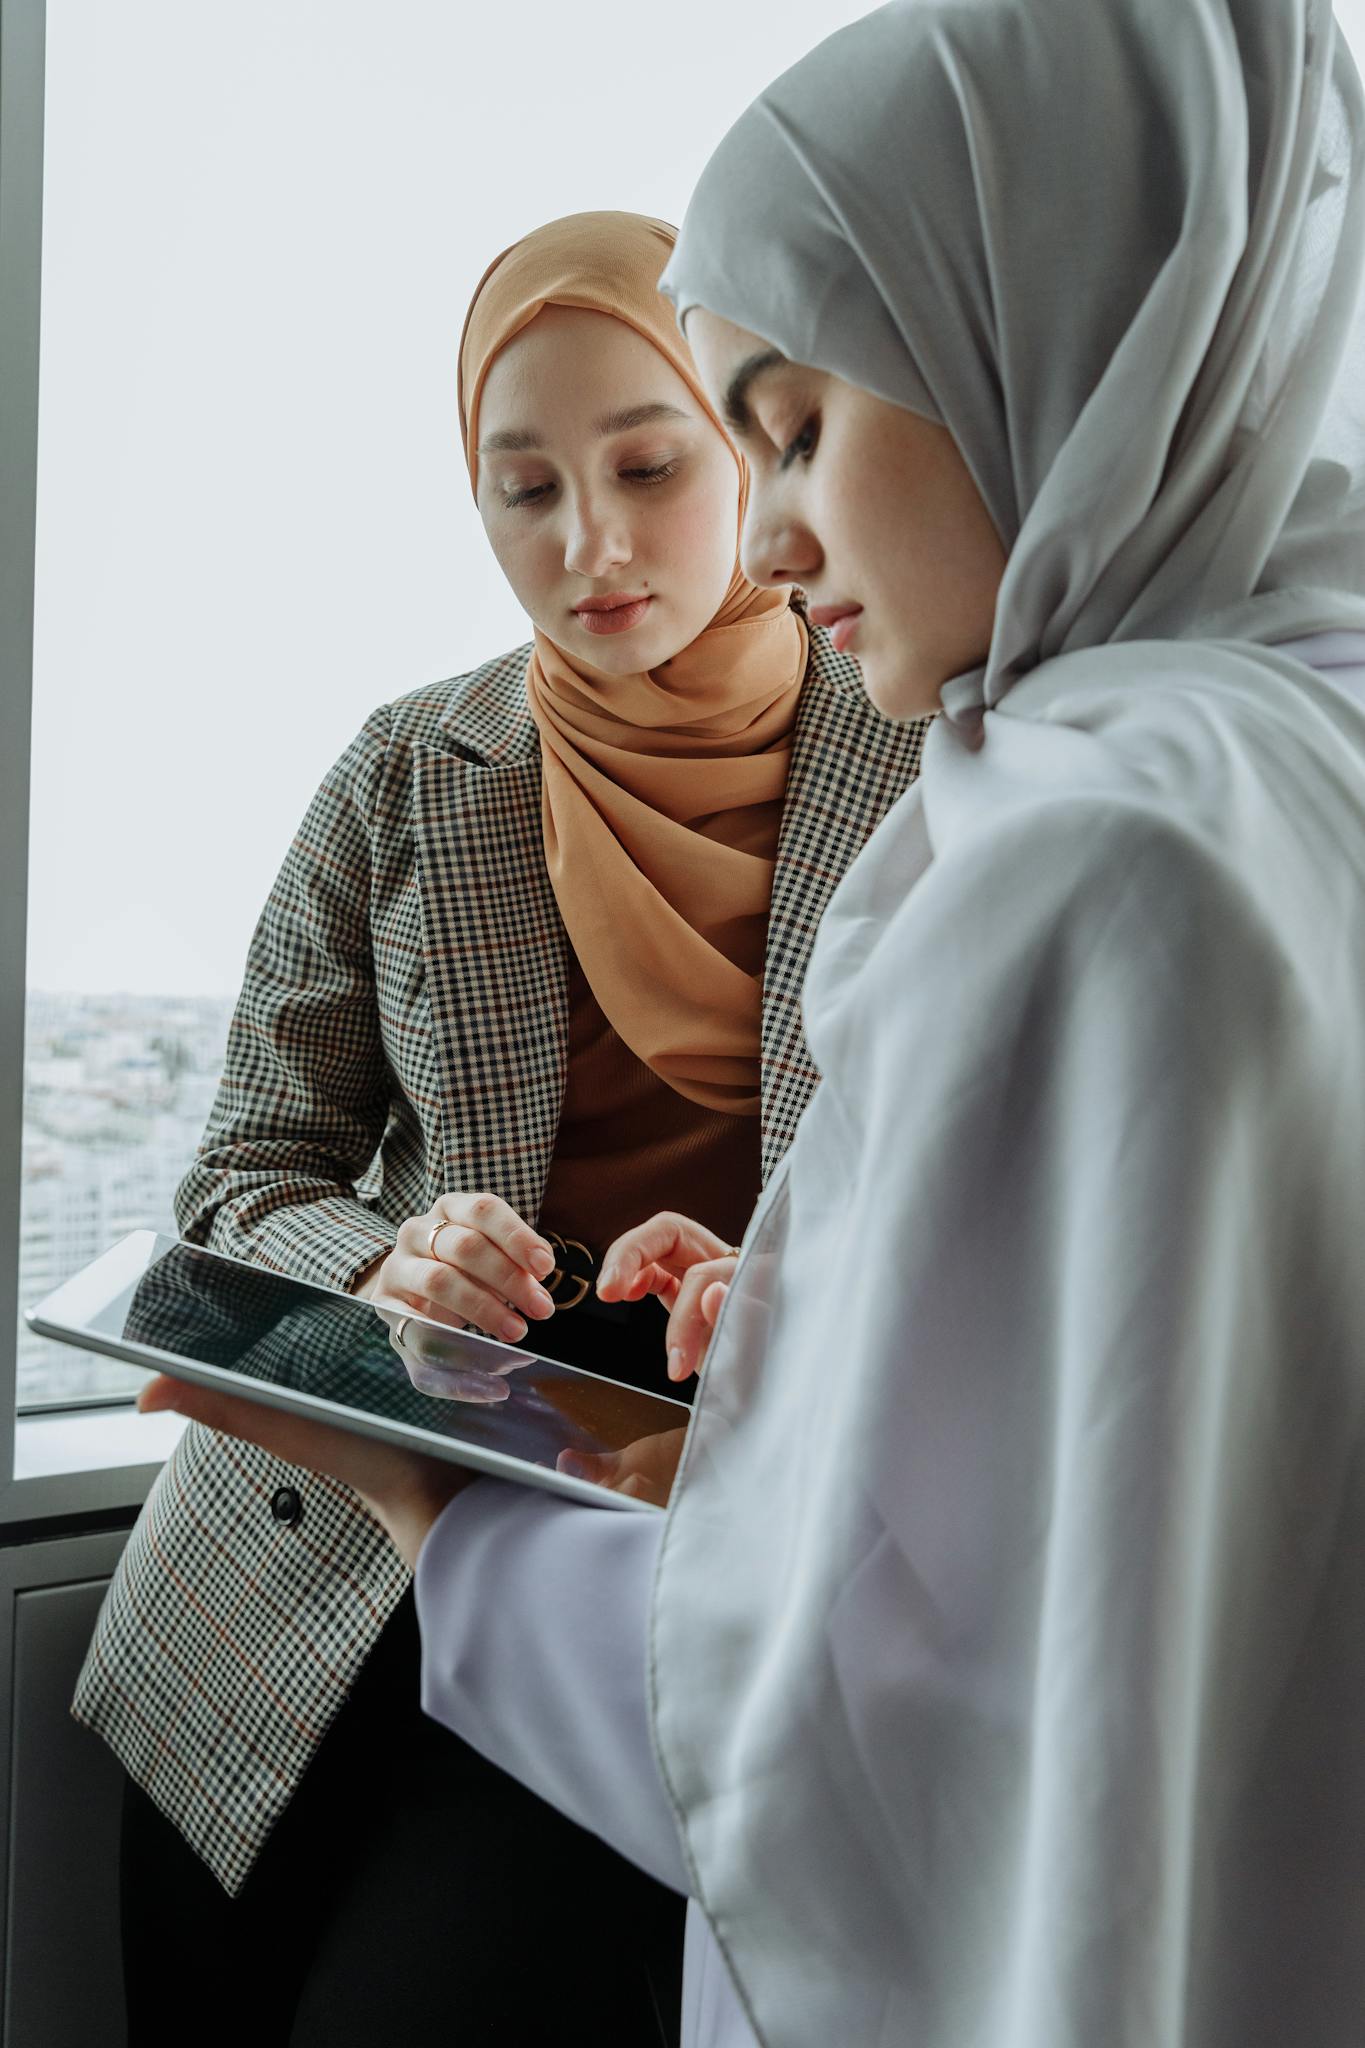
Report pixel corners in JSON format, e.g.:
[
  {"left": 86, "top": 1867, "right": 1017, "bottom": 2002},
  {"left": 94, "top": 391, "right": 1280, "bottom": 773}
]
[
  {"left": 819, "top": 430, "right": 883, "bottom": 568},
  {"left": 826, "top": 448, "right": 929, "bottom": 635},
  {"left": 649, "top": 467, "right": 739, "bottom": 585},
  {"left": 484, "top": 518, "right": 562, "bottom": 613}
]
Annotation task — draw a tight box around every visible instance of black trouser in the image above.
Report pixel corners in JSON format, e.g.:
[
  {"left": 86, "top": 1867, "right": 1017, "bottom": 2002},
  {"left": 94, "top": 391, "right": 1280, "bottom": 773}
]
[{"left": 120, "top": 1293, "right": 688, "bottom": 2048}]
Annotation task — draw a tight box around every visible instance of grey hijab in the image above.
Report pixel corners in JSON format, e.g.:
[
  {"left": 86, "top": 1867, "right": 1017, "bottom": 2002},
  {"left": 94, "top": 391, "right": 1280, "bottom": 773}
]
[
  {"left": 660, "top": 0, "right": 1365, "bottom": 718},
  {"left": 648, "top": 9, "right": 1365, "bottom": 2047}
]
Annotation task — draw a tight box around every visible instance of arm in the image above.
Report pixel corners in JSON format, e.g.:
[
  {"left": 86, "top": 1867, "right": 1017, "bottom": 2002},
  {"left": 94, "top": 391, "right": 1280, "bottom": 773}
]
[
  {"left": 416, "top": 1483, "right": 690, "bottom": 1896},
  {"left": 174, "top": 706, "right": 399, "bottom": 1292},
  {"left": 133, "top": 1364, "right": 690, "bottom": 1894}
]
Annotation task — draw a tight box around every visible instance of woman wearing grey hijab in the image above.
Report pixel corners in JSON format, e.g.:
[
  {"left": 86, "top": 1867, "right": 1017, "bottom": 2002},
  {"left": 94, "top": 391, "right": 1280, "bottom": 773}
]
[{"left": 139, "top": 2, "right": 1365, "bottom": 2043}]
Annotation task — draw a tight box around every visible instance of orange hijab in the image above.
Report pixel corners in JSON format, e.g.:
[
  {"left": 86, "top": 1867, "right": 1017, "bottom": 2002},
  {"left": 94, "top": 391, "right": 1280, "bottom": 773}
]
[{"left": 458, "top": 212, "right": 808, "bottom": 1115}]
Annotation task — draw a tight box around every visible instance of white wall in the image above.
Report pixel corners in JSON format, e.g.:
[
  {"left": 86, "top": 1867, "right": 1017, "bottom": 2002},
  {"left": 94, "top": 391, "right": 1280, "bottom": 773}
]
[
  {"left": 28, "top": 0, "right": 874, "bottom": 998},
  {"left": 27, "top": 0, "right": 1365, "bottom": 1000}
]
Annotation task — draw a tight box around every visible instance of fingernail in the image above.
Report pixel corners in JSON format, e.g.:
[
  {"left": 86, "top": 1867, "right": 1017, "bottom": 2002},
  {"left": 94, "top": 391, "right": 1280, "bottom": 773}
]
[
  {"left": 528, "top": 1284, "right": 554, "bottom": 1316},
  {"left": 529, "top": 1247, "right": 554, "bottom": 1279},
  {"left": 501, "top": 1316, "right": 527, "bottom": 1343},
  {"left": 668, "top": 1347, "right": 684, "bottom": 1381}
]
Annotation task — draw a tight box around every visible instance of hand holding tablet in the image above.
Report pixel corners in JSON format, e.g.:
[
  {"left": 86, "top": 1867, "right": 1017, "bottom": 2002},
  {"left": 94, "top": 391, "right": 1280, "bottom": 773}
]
[
  {"left": 28, "top": 1233, "right": 691, "bottom": 1541},
  {"left": 135, "top": 1365, "right": 469, "bottom": 1569}
]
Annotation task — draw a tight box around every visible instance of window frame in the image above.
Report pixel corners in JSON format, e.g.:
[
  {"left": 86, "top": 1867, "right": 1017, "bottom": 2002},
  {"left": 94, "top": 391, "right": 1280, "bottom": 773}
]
[{"left": 0, "top": 0, "right": 178, "bottom": 1522}]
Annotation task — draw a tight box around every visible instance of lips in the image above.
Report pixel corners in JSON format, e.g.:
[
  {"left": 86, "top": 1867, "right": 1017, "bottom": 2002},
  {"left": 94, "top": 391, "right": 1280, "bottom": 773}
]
[
  {"left": 808, "top": 602, "right": 863, "bottom": 655},
  {"left": 573, "top": 592, "right": 653, "bottom": 637}
]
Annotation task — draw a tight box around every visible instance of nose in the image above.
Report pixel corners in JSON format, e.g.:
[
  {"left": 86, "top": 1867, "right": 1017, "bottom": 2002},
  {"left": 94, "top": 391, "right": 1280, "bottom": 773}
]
[
  {"left": 739, "top": 484, "right": 821, "bottom": 590},
  {"left": 563, "top": 488, "right": 633, "bottom": 579}
]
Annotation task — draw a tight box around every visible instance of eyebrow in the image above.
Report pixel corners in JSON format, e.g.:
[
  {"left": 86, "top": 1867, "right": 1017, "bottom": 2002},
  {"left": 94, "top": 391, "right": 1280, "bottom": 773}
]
[
  {"left": 721, "top": 349, "right": 788, "bottom": 436},
  {"left": 592, "top": 400, "right": 691, "bottom": 437},
  {"left": 478, "top": 400, "right": 691, "bottom": 457}
]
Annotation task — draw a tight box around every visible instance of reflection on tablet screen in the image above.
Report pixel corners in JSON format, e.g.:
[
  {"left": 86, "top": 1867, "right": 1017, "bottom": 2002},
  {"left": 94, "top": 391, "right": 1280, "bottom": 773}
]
[{"left": 101, "top": 1237, "right": 685, "bottom": 1474}]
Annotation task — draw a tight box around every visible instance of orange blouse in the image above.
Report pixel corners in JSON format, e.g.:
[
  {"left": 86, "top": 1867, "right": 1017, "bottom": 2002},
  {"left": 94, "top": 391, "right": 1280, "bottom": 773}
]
[{"left": 538, "top": 955, "right": 762, "bottom": 1257}]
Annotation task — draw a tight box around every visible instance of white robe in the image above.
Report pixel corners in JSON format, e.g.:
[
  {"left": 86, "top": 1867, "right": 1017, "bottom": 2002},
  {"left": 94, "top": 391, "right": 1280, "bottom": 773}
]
[
  {"left": 418, "top": 632, "right": 1365, "bottom": 2048},
  {"left": 416, "top": 1485, "right": 752, "bottom": 2047}
]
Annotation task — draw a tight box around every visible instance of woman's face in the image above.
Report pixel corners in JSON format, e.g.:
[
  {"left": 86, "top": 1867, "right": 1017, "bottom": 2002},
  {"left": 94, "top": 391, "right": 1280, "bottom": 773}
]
[
  {"left": 685, "top": 310, "right": 1006, "bottom": 719},
  {"left": 475, "top": 305, "right": 741, "bottom": 676}
]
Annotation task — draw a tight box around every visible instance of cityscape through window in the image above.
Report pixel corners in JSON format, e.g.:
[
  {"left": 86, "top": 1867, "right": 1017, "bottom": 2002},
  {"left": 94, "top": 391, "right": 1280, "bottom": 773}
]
[{"left": 19, "top": 994, "right": 233, "bottom": 1404}]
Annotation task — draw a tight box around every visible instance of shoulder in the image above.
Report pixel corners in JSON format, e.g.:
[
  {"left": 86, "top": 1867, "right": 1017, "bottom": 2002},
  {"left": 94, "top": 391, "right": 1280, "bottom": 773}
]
[
  {"left": 306, "top": 644, "right": 534, "bottom": 836},
  {"left": 915, "top": 784, "right": 1285, "bottom": 1034},
  {"left": 822, "top": 784, "right": 1298, "bottom": 1148},
  {"left": 382, "top": 643, "right": 535, "bottom": 761}
]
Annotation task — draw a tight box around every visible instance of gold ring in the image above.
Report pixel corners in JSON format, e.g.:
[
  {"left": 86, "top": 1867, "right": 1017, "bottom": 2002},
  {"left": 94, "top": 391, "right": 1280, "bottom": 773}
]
[
  {"left": 394, "top": 1315, "right": 411, "bottom": 1346},
  {"left": 728, "top": 1246, "right": 741, "bottom": 1259},
  {"left": 426, "top": 1220, "right": 446, "bottom": 1262}
]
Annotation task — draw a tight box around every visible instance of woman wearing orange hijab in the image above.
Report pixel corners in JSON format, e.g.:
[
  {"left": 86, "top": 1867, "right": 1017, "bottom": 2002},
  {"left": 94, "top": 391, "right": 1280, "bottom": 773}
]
[{"left": 76, "top": 214, "right": 925, "bottom": 2043}]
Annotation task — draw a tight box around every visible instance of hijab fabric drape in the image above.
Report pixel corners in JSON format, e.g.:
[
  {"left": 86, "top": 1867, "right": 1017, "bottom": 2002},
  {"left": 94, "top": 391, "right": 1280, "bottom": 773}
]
[
  {"left": 651, "top": 6, "right": 1365, "bottom": 2044},
  {"left": 459, "top": 213, "right": 807, "bottom": 1114},
  {"left": 661, "top": 0, "right": 1365, "bottom": 719}
]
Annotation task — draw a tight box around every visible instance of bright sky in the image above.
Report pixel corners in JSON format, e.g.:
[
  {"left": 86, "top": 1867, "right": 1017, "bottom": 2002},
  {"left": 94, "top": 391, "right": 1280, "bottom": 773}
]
[{"left": 26, "top": 0, "right": 1365, "bottom": 997}]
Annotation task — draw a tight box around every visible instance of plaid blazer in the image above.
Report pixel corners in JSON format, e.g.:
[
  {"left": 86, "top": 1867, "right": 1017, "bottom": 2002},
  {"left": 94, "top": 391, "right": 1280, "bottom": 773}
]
[{"left": 72, "top": 627, "right": 925, "bottom": 1895}]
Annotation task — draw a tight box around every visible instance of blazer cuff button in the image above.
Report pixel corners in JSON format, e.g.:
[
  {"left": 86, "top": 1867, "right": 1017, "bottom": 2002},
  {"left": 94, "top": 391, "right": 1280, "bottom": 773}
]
[{"left": 270, "top": 1485, "right": 303, "bottom": 1526}]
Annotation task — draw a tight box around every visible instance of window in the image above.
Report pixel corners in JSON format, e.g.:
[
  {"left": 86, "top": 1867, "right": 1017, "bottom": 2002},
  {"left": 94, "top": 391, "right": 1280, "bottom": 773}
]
[
  {"left": 18, "top": 994, "right": 234, "bottom": 1407},
  {"left": 8, "top": 0, "right": 1365, "bottom": 1451},
  {"left": 3, "top": 0, "right": 873, "bottom": 1464}
]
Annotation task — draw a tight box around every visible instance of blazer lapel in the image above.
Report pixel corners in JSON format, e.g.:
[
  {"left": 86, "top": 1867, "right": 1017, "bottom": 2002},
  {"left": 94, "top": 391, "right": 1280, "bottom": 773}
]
[
  {"left": 413, "top": 731, "right": 569, "bottom": 1224},
  {"left": 760, "top": 631, "right": 927, "bottom": 1179}
]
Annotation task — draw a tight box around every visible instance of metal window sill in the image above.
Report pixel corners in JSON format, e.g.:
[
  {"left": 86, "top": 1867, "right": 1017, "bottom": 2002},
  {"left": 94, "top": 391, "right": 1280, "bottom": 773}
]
[
  {"left": 15, "top": 1404, "right": 185, "bottom": 1478},
  {"left": 1, "top": 1407, "right": 186, "bottom": 1525}
]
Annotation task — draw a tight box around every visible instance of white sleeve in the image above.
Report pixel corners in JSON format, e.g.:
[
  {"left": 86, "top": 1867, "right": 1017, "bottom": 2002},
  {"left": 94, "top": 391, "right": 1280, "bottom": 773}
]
[{"left": 414, "top": 1479, "right": 689, "bottom": 1897}]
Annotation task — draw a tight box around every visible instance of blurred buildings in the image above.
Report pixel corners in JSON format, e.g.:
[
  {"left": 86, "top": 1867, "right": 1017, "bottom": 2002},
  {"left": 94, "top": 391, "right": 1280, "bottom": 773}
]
[{"left": 18, "top": 993, "right": 232, "bottom": 1405}]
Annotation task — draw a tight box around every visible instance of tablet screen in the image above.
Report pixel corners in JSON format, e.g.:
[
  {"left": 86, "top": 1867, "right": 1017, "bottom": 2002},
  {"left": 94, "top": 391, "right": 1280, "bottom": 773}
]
[{"left": 29, "top": 1232, "right": 688, "bottom": 1504}]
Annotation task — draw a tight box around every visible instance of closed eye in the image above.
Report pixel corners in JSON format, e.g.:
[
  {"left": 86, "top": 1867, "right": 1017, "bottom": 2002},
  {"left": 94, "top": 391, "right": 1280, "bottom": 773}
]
[
  {"left": 502, "top": 460, "right": 680, "bottom": 510},
  {"left": 779, "top": 416, "right": 820, "bottom": 470}
]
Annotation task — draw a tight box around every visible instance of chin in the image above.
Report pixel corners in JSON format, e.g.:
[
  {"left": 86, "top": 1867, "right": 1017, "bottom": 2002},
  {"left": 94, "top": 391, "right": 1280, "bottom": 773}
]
[
  {"left": 859, "top": 663, "right": 912, "bottom": 720},
  {"left": 597, "top": 633, "right": 691, "bottom": 677},
  {"left": 578, "top": 634, "right": 659, "bottom": 674},
  {"left": 859, "top": 660, "right": 927, "bottom": 722}
]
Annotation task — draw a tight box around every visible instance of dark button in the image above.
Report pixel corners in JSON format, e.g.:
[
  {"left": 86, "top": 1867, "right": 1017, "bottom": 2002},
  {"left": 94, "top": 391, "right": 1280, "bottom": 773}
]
[{"left": 270, "top": 1485, "right": 303, "bottom": 1526}]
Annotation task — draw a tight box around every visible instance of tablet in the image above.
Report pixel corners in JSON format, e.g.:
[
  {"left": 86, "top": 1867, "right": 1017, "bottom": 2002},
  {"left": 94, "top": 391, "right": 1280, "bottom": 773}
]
[{"left": 27, "top": 1231, "right": 689, "bottom": 1514}]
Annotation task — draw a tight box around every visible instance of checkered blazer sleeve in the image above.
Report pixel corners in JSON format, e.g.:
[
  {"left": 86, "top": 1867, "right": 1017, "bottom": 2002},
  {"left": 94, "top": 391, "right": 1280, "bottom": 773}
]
[{"left": 174, "top": 706, "right": 400, "bottom": 1294}]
